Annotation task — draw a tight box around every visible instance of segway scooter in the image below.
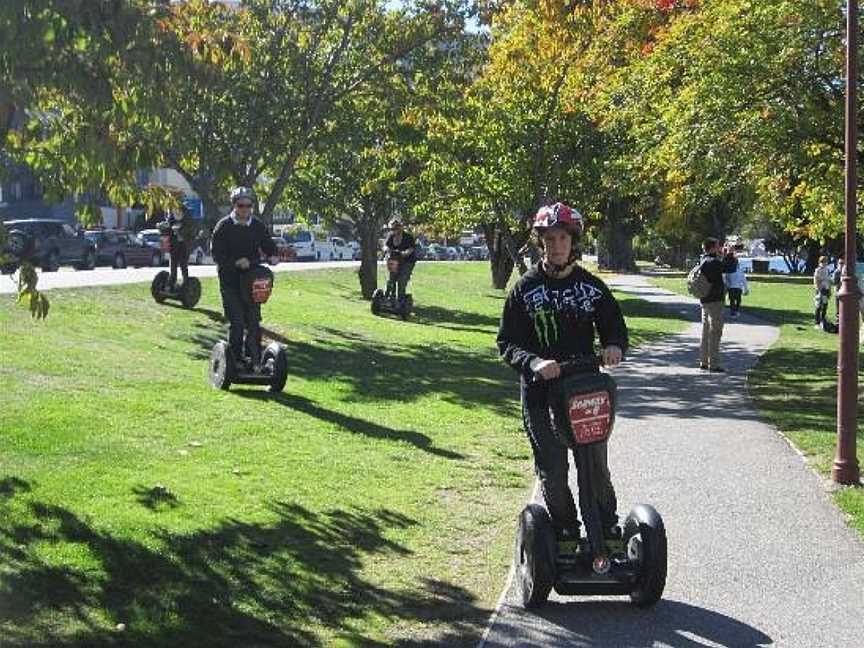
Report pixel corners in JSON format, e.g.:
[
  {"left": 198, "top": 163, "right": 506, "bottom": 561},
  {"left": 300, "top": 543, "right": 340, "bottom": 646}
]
[
  {"left": 515, "top": 356, "right": 667, "bottom": 608},
  {"left": 371, "top": 255, "right": 413, "bottom": 320},
  {"left": 209, "top": 265, "right": 288, "bottom": 393},
  {"left": 151, "top": 271, "right": 202, "bottom": 308},
  {"left": 150, "top": 227, "right": 201, "bottom": 308}
]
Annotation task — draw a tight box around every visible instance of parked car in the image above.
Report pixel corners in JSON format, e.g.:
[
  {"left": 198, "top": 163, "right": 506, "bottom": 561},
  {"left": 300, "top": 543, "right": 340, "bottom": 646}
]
[
  {"left": 426, "top": 243, "right": 448, "bottom": 261},
  {"left": 329, "top": 236, "right": 352, "bottom": 260},
  {"left": 136, "top": 229, "right": 169, "bottom": 265},
  {"left": 271, "top": 237, "right": 297, "bottom": 263},
  {"left": 85, "top": 229, "right": 163, "bottom": 268},
  {"left": 453, "top": 245, "right": 468, "bottom": 260},
  {"left": 468, "top": 245, "right": 489, "bottom": 261},
  {"left": 3, "top": 219, "right": 96, "bottom": 272},
  {"left": 187, "top": 236, "right": 209, "bottom": 265}
]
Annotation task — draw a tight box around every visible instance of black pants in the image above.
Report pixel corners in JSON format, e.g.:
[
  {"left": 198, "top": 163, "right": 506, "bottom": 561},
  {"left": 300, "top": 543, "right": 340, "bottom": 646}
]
[
  {"left": 387, "top": 259, "right": 415, "bottom": 301},
  {"left": 220, "top": 285, "right": 262, "bottom": 365},
  {"left": 522, "top": 383, "right": 618, "bottom": 537},
  {"left": 727, "top": 288, "right": 742, "bottom": 314},
  {"left": 169, "top": 243, "right": 189, "bottom": 287},
  {"left": 815, "top": 302, "right": 828, "bottom": 325}
]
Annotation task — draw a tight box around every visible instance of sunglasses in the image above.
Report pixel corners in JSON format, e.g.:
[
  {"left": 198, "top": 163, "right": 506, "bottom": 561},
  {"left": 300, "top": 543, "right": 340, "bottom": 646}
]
[{"left": 235, "top": 202, "right": 253, "bottom": 208}]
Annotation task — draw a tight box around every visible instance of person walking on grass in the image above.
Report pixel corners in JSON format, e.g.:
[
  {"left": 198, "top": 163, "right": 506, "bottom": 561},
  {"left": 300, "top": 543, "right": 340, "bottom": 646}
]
[
  {"left": 698, "top": 238, "right": 737, "bottom": 373},
  {"left": 723, "top": 247, "right": 748, "bottom": 318},
  {"left": 813, "top": 256, "right": 832, "bottom": 330}
]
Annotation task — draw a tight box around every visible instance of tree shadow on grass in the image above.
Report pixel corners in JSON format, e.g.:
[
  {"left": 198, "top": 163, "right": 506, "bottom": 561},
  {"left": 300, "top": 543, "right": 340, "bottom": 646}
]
[
  {"left": 172, "top": 313, "right": 519, "bottom": 417},
  {"left": 233, "top": 391, "right": 466, "bottom": 460},
  {"left": 0, "top": 484, "right": 490, "bottom": 647},
  {"left": 410, "top": 304, "right": 501, "bottom": 335}
]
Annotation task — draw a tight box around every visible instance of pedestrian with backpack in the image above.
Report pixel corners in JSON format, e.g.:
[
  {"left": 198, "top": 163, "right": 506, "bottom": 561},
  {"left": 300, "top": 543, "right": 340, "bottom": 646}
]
[{"left": 694, "top": 238, "right": 737, "bottom": 372}]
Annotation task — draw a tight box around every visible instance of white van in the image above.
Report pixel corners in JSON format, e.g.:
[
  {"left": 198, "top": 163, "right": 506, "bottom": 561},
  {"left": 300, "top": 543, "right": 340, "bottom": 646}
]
[
  {"left": 281, "top": 227, "right": 331, "bottom": 261},
  {"left": 329, "top": 236, "right": 352, "bottom": 260}
]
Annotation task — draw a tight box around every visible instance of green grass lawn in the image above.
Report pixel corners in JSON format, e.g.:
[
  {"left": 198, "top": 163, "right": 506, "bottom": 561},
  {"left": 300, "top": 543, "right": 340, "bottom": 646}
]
[
  {"left": 649, "top": 271, "right": 864, "bottom": 537},
  {"left": 0, "top": 263, "right": 680, "bottom": 647}
]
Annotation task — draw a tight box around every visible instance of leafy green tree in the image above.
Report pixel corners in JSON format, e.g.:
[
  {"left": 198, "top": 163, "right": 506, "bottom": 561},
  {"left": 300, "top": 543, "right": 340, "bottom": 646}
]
[
  {"left": 288, "top": 16, "right": 477, "bottom": 298},
  {"left": 424, "top": 3, "right": 607, "bottom": 287}
]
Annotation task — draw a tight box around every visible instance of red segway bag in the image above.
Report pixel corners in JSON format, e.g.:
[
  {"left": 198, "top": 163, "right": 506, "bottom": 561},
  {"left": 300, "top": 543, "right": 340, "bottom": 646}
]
[
  {"left": 549, "top": 371, "right": 617, "bottom": 447},
  {"left": 246, "top": 265, "right": 275, "bottom": 304},
  {"left": 386, "top": 257, "right": 400, "bottom": 273}
]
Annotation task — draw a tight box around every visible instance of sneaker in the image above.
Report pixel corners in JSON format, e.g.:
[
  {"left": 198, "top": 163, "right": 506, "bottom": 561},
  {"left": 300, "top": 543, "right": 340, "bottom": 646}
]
[
  {"left": 699, "top": 364, "right": 709, "bottom": 371},
  {"left": 710, "top": 366, "right": 726, "bottom": 373},
  {"left": 814, "top": 324, "right": 823, "bottom": 330}
]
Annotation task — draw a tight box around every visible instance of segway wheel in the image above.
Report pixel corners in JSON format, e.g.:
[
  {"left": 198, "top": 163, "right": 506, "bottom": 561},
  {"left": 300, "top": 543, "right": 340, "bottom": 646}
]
[
  {"left": 180, "top": 277, "right": 202, "bottom": 309},
  {"left": 209, "top": 341, "right": 234, "bottom": 390},
  {"left": 515, "top": 504, "right": 556, "bottom": 609},
  {"left": 263, "top": 342, "right": 288, "bottom": 393},
  {"left": 624, "top": 504, "right": 667, "bottom": 607},
  {"left": 400, "top": 294, "right": 413, "bottom": 320},
  {"left": 371, "top": 288, "right": 384, "bottom": 315},
  {"left": 151, "top": 271, "right": 170, "bottom": 304}
]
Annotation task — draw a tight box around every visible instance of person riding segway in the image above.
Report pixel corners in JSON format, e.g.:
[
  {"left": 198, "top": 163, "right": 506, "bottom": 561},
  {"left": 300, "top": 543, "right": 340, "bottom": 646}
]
[
  {"left": 497, "top": 202, "right": 667, "bottom": 608},
  {"left": 208, "top": 187, "right": 287, "bottom": 392},
  {"left": 151, "top": 205, "right": 202, "bottom": 308},
  {"left": 371, "top": 217, "right": 417, "bottom": 320}
]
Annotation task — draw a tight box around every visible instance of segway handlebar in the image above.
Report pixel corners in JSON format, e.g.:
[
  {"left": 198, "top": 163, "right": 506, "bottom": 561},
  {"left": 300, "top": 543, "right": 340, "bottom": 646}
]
[{"left": 532, "top": 355, "right": 602, "bottom": 382}]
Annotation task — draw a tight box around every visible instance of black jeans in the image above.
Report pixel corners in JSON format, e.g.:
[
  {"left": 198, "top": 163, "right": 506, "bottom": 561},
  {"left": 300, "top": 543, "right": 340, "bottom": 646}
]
[
  {"left": 727, "top": 288, "right": 742, "bottom": 314},
  {"left": 220, "top": 284, "right": 262, "bottom": 365},
  {"left": 387, "top": 259, "right": 415, "bottom": 301},
  {"left": 521, "top": 382, "right": 618, "bottom": 537},
  {"left": 169, "top": 243, "right": 189, "bottom": 287}
]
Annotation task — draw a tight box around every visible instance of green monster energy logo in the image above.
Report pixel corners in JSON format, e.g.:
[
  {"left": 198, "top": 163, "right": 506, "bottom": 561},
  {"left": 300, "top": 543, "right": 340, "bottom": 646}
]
[{"left": 532, "top": 307, "right": 559, "bottom": 347}]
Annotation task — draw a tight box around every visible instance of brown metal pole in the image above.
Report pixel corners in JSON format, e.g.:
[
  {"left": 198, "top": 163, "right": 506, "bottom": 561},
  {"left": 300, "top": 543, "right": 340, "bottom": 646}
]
[{"left": 834, "top": 0, "right": 861, "bottom": 485}]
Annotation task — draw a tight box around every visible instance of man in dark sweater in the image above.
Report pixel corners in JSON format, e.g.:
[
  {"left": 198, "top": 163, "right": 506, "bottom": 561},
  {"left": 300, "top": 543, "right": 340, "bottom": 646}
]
[
  {"left": 497, "top": 202, "right": 629, "bottom": 544},
  {"left": 698, "top": 238, "right": 737, "bottom": 372},
  {"left": 210, "top": 187, "right": 276, "bottom": 369},
  {"left": 383, "top": 217, "right": 417, "bottom": 304}
]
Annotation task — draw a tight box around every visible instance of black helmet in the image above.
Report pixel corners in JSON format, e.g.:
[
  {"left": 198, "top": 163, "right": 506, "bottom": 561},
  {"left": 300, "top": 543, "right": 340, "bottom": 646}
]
[{"left": 230, "top": 186, "right": 256, "bottom": 204}]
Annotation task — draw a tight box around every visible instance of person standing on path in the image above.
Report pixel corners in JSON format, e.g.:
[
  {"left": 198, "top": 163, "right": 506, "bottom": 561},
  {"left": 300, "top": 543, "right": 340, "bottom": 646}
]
[
  {"left": 813, "top": 256, "right": 832, "bottom": 329},
  {"left": 723, "top": 247, "right": 748, "bottom": 318},
  {"left": 831, "top": 254, "right": 845, "bottom": 325},
  {"left": 699, "top": 238, "right": 736, "bottom": 372},
  {"left": 496, "top": 202, "right": 629, "bottom": 544}
]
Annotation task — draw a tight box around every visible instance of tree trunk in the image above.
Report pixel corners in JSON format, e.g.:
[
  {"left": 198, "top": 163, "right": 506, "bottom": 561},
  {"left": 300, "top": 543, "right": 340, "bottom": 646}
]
[
  {"left": 597, "top": 197, "right": 636, "bottom": 272},
  {"left": 357, "top": 214, "right": 382, "bottom": 300},
  {"left": 803, "top": 239, "right": 821, "bottom": 275},
  {"left": 482, "top": 219, "right": 531, "bottom": 289}
]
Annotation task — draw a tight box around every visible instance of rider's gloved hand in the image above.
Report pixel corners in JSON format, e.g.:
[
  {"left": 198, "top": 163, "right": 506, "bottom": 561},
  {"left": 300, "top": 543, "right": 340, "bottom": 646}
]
[
  {"left": 530, "top": 358, "right": 561, "bottom": 380},
  {"left": 235, "top": 257, "right": 251, "bottom": 270},
  {"left": 602, "top": 345, "right": 623, "bottom": 367}
]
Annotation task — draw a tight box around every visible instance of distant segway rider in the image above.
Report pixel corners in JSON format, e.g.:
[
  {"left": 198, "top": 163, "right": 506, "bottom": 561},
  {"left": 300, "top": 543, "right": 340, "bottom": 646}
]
[
  {"left": 211, "top": 187, "right": 277, "bottom": 369},
  {"left": 159, "top": 206, "right": 196, "bottom": 289},
  {"left": 384, "top": 217, "right": 417, "bottom": 304},
  {"left": 497, "top": 202, "right": 629, "bottom": 544}
]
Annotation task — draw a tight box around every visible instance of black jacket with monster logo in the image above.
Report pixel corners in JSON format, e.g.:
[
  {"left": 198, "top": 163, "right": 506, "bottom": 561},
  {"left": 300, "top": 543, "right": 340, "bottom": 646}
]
[{"left": 496, "top": 264, "right": 629, "bottom": 385}]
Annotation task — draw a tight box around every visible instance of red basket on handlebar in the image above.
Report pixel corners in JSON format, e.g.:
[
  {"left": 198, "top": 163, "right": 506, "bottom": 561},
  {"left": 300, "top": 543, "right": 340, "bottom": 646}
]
[
  {"left": 160, "top": 235, "right": 171, "bottom": 252},
  {"left": 549, "top": 364, "right": 617, "bottom": 447},
  {"left": 251, "top": 278, "right": 273, "bottom": 304},
  {"left": 386, "top": 258, "right": 400, "bottom": 273}
]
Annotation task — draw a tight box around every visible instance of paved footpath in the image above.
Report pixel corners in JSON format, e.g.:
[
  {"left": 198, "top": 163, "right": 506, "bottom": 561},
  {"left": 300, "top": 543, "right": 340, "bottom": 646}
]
[
  {"left": 480, "top": 274, "right": 864, "bottom": 648},
  {"left": 0, "top": 260, "right": 361, "bottom": 294}
]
